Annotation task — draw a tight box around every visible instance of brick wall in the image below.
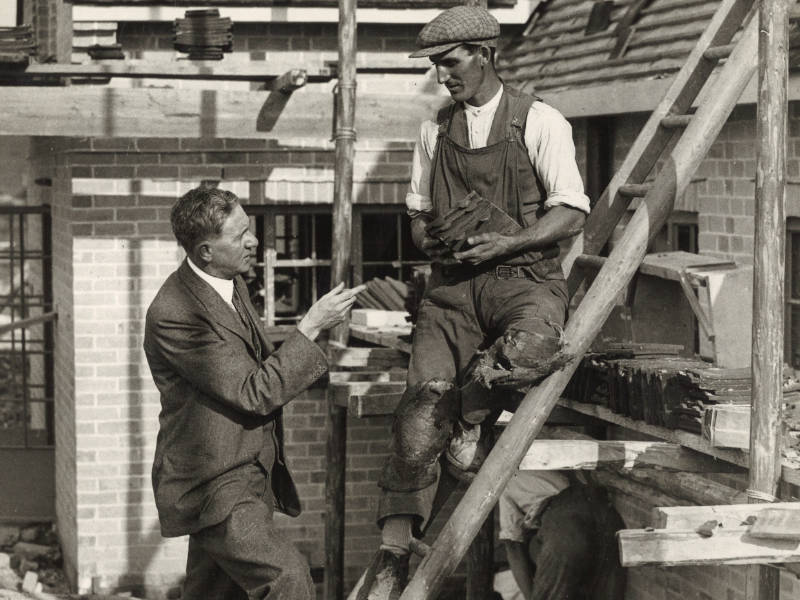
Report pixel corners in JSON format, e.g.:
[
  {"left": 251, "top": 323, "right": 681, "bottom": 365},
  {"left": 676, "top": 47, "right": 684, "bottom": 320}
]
[{"left": 608, "top": 103, "right": 800, "bottom": 264}]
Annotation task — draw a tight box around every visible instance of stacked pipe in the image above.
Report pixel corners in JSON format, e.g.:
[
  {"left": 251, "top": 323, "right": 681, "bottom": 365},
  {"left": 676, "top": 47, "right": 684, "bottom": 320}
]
[
  {"left": 0, "top": 25, "right": 36, "bottom": 67},
  {"left": 174, "top": 9, "right": 233, "bottom": 61}
]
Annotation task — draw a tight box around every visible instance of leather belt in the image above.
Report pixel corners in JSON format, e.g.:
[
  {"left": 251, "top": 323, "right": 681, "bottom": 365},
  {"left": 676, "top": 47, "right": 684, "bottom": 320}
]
[{"left": 494, "top": 265, "right": 535, "bottom": 280}]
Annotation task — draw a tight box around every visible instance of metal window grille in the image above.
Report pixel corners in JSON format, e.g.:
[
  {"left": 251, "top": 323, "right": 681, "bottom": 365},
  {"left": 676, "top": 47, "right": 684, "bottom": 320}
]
[{"left": 0, "top": 205, "right": 54, "bottom": 449}]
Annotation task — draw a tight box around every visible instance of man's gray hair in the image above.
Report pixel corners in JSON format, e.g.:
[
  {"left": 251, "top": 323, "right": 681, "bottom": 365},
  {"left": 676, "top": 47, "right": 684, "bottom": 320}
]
[{"left": 171, "top": 187, "right": 239, "bottom": 252}]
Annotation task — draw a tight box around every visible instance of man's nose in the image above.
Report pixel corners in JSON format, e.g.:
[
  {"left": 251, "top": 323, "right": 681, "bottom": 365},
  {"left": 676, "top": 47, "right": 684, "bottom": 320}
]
[
  {"left": 245, "top": 231, "right": 258, "bottom": 248},
  {"left": 436, "top": 65, "right": 450, "bottom": 84}
]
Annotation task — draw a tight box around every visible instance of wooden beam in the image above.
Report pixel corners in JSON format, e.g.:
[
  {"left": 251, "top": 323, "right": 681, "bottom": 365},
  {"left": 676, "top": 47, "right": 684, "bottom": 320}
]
[
  {"left": 347, "top": 392, "right": 404, "bottom": 418},
  {"left": 748, "top": 0, "right": 790, "bottom": 594},
  {"left": 0, "top": 61, "right": 331, "bottom": 83},
  {"left": 558, "top": 398, "right": 800, "bottom": 489},
  {"left": 520, "top": 431, "right": 743, "bottom": 472},
  {"left": 618, "top": 527, "right": 800, "bottom": 567},
  {"left": 0, "top": 312, "right": 57, "bottom": 336},
  {"left": 652, "top": 503, "right": 800, "bottom": 529},
  {"left": 0, "top": 87, "right": 447, "bottom": 140},
  {"left": 623, "top": 469, "right": 749, "bottom": 506}
]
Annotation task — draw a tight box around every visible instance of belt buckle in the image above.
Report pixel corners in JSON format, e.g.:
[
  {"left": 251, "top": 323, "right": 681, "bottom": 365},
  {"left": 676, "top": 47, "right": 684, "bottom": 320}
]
[{"left": 495, "top": 265, "right": 519, "bottom": 279}]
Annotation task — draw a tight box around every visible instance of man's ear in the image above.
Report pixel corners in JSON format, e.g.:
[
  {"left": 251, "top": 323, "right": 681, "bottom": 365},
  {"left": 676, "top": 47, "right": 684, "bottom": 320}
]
[
  {"left": 479, "top": 45, "right": 491, "bottom": 66},
  {"left": 196, "top": 241, "right": 213, "bottom": 264}
]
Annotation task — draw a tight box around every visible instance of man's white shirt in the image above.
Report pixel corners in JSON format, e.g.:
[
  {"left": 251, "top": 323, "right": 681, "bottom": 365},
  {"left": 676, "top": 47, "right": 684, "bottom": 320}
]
[
  {"left": 406, "top": 86, "right": 591, "bottom": 216},
  {"left": 187, "top": 256, "right": 236, "bottom": 312}
]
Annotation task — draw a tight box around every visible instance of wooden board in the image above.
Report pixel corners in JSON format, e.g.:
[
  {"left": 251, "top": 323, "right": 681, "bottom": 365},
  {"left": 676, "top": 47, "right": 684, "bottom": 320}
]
[
  {"left": 348, "top": 393, "right": 405, "bottom": 418},
  {"left": 747, "top": 508, "right": 800, "bottom": 541},
  {"left": 348, "top": 324, "right": 412, "bottom": 354},
  {"left": 557, "top": 398, "right": 800, "bottom": 489},
  {"left": 328, "top": 346, "right": 409, "bottom": 369},
  {"left": 329, "top": 381, "right": 406, "bottom": 408},
  {"left": 618, "top": 527, "right": 800, "bottom": 567},
  {"left": 518, "top": 439, "right": 733, "bottom": 472},
  {"left": 653, "top": 502, "right": 800, "bottom": 529},
  {"left": 702, "top": 404, "right": 750, "bottom": 449},
  {"left": 0, "top": 86, "right": 447, "bottom": 140}
]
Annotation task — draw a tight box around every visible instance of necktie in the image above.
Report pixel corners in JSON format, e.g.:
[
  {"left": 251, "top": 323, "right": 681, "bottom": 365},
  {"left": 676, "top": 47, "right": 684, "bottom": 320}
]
[{"left": 232, "top": 288, "right": 262, "bottom": 362}]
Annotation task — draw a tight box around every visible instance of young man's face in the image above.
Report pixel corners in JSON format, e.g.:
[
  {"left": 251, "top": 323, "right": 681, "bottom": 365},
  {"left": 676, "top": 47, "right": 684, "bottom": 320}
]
[
  {"left": 431, "top": 45, "right": 486, "bottom": 104},
  {"left": 204, "top": 203, "right": 258, "bottom": 279}
]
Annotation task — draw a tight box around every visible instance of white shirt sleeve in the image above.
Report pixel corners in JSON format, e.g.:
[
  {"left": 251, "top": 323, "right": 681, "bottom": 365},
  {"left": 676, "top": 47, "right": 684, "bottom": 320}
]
[
  {"left": 524, "top": 102, "right": 591, "bottom": 214},
  {"left": 405, "top": 120, "right": 439, "bottom": 216},
  {"left": 498, "top": 471, "right": 570, "bottom": 542}
]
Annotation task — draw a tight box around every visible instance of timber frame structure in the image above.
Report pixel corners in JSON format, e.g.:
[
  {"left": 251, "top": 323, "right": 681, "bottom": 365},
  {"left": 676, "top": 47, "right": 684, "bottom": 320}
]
[{"left": 0, "top": 0, "right": 797, "bottom": 598}]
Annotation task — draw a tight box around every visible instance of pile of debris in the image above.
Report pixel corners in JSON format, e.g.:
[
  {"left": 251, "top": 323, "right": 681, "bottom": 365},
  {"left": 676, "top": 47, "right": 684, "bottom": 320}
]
[{"left": 0, "top": 522, "right": 67, "bottom": 599}]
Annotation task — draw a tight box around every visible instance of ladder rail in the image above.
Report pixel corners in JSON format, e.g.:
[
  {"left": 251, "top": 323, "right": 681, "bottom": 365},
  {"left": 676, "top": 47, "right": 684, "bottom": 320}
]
[
  {"left": 562, "top": 0, "right": 754, "bottom": 292},
  {"left": 399, "top": 14, "right": 760, "bottom": 600}
]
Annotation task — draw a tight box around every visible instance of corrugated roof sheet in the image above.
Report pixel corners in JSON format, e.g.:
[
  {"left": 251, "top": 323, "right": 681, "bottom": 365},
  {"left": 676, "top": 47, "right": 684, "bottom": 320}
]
[{"left": 497, "top": 0, "right": 723, "bottom": 93}]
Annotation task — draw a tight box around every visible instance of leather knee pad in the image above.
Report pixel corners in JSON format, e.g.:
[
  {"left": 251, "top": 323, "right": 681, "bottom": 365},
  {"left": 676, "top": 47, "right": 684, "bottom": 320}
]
[{"left": 378, "top": 379, "right": 458, "bottom": 491}]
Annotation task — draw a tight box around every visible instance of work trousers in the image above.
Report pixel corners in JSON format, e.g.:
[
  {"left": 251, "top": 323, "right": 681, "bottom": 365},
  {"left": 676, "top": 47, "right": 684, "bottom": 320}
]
[
  {"left": 528, "top": 484, "right": 626, "bottom": 600},
  {"left": 377, "top": 265, "right": 568, "bottom": 530},
  {"left": 182, "top": 464, "right": 314, "bottom": 600}
]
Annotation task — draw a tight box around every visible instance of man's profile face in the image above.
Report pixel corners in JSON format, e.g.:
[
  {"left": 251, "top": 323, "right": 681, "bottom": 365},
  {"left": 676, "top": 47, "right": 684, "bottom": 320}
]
[
  {"left": 204, "top": 203, "right": 258, "bottom": 279},
  {"left": 431, "top": 45, "right": 485, "bottom": 105}
]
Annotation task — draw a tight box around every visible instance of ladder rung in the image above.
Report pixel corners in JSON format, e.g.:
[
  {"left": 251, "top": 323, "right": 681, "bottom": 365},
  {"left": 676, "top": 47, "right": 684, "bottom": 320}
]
[
  {"left": 704, "top": 43, "right": 735, "bottom": 60},
  {"left": 409, "top": 538, "right": 430, "bottom": 557},
  {"left": 618, "top": 183, "right": 652, "bottom": 198},
  {"left": 660, "top": 114, "right": 692, "bottom": 129}
]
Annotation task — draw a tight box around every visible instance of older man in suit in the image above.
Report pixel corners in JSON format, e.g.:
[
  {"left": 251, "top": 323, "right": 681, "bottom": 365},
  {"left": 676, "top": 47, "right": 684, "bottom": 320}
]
[{"left": 144, "top": 187, "right": 363, "bottom": 600}]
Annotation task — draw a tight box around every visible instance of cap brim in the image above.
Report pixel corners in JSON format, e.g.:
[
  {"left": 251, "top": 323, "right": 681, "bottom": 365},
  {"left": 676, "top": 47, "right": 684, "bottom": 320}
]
[
  {"left": 408, "top": 41, "right": 462, "bottom": 59},
  {"left": 408, "top": 37, "right": 499, "bottom": 59}
]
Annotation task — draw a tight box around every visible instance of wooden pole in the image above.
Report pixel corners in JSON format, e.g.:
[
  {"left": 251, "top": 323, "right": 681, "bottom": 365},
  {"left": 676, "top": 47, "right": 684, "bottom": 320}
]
[
  {"left": 746, "top": 0, "right": 789, "bottom": 596},
  {"left": 330, "top": 0, "right": 357, "bottom": 346},
  {"left": 399, "top": 16, "right": 760, "bottom": 600},
  {"left": 324, "top": 0, "right": 356, "bottom": 597},
  {"left": 324, "top": 396, "right": 348, "bottom": 600}
]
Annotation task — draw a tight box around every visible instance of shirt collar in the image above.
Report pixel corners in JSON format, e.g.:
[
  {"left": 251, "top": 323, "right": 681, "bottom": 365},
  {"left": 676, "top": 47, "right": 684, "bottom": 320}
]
[
  {"left": 463, "top": 86, "right": 503, "bottom": 117},
  {"left": 187, "top": 256, "right": 235, "bottom": 307}
]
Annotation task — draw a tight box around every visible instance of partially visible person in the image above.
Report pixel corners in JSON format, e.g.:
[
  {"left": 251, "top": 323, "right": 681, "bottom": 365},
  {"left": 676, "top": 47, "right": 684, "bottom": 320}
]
[
  {"left": 144, "top": 186, "right": 365, "bottom": 600},
  {"left": 499, "top": 471, "right": 627, "bottom": 600}
]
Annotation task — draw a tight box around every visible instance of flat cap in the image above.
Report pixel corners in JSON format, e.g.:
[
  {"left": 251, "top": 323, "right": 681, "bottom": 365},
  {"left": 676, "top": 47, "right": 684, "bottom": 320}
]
[{"left": 409, "top": 6, "right": 500, "bottom": 59}]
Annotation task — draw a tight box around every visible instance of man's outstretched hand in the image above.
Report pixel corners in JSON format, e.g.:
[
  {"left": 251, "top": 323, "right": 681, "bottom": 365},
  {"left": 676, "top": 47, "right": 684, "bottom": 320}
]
[{"left": 297, "top": 282, "right": 368, "bottom": 341}]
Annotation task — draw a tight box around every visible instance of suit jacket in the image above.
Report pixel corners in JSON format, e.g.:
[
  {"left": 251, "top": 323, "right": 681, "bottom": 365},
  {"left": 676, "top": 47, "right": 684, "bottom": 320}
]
[{"left": 144, "top": 260, "right": 328, "bottom": 537}]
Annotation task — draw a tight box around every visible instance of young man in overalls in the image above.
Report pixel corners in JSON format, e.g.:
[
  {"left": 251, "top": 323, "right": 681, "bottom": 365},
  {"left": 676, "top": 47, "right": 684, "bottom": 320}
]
[{"left": 359, "top": 6, "right": 591, "bottom": 597}]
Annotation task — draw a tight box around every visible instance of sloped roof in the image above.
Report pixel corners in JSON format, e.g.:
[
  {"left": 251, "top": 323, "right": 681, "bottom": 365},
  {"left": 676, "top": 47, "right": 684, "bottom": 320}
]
[
  {"left": 496, "top": 0, "right": 721, "bottom": 93},
  {"left": 77, "top": 0, "right": 516, "bottom": 8}
]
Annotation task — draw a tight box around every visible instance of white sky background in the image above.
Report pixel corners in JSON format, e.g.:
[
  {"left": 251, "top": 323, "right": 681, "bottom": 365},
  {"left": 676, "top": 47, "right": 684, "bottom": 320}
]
[{"left": 0, "top": 5, "right": 16, "bottom": 26}]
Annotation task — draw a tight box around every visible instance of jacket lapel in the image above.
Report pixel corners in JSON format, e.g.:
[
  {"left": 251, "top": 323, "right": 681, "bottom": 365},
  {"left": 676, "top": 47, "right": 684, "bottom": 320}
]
[
  {"left": 234, "top": 276, "right": 275, "bottom": 354},
  {"left": 177, "top": 260, "right": 253, "bottom": 349}
]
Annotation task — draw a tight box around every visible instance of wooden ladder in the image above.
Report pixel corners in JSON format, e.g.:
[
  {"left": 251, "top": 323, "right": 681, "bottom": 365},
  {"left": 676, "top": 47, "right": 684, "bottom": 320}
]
[{"left": 347, "top": 0, "right": 766, "bottom": 596}]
